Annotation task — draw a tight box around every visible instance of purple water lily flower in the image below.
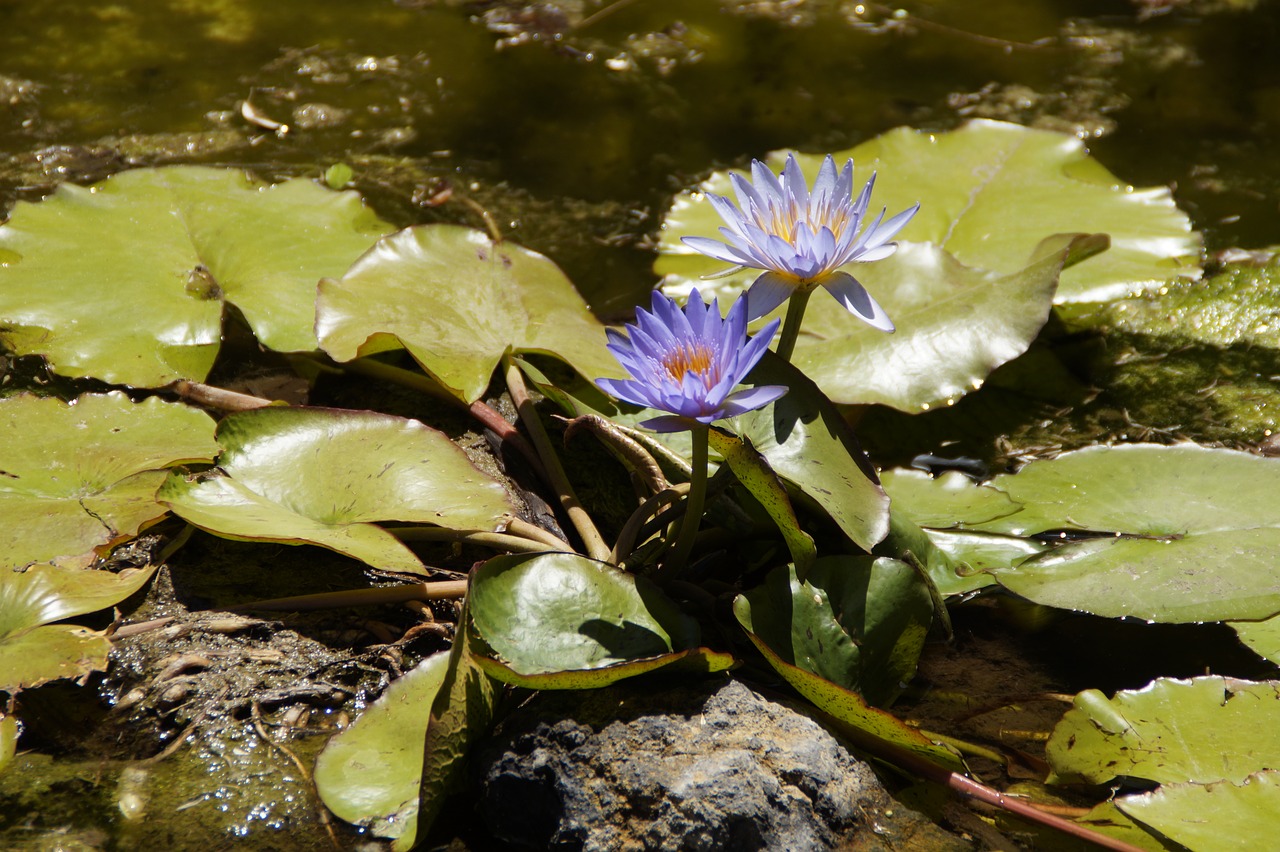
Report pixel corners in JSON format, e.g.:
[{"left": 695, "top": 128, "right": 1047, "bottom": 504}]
[
  {"left": 681, "top": 154, "right": 919, "bottom": 331},
  {"left": 595, "top": 289, "right": 787, "bottom": 433}
]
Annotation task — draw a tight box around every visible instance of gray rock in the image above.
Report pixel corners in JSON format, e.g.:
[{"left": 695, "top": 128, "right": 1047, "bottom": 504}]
[{"left": 475, "top": 676, "right": 967, "bottom": 851}]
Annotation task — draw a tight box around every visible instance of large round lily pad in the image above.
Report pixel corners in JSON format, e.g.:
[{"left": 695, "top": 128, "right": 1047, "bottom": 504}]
[
  {"left": 0, "top": 392, "right": 218, "bottom": 569},
  {"left": 977, "top": 444, "right": 1280, "bottom": 623},
  {"left": 1048, "top": 676, "right": 1280, "bottom": 786},
  {"left": 316, "top": 224, "right": 623, "bottom": 404},
  {"left": 658, "top": 120, "right": 1200, "bottom": 305},
  {"left": 656, "top": 120, "right": 1200, "bottom": 410},
  {"left": 158, "top": 406, "right": 516, "bottom": 574},
  {"left": 0, "top": 166, "right": 393, "bottom": 387}
]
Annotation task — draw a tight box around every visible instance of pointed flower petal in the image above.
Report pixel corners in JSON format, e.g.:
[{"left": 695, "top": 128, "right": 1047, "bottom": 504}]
[
  {"left": 680, "top": 155, "right": 917, "bottom": 329},
  {"left": 595, "top": 291, "right": 788, "bottom": 432}
]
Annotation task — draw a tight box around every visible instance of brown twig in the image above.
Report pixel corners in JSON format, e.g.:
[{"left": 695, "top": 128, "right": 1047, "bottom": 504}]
[
  {"left": 169, "top": 380, "right": 276, "bottom": 412},
  {"left": 223, "top": 581, "right": 469, "bottom": 613}
]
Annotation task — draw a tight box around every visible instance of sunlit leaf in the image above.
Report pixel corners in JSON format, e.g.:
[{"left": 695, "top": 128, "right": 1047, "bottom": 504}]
[
  {"left": 881, "top": 469, "right": 1020, "bottom": 528},
  {"left": 1117, "top": 770, "right": 1280, "bottom": 852},
  {"left": 316, "top": 224, "right": 623, "bottom": 404},
  {"left": 0, "top": 562, "right": 155, "bottom": 690},
  {"left": 977, "top": 444, "right": 1280, "bottom": 622},
  {"left": 0, "top": 166, "right": 392, "bottom": 387},
  {"left": 315, "top": 652, "right": 449, "bottom": 846},
  {"left": 873, "top": 511, "right": 987, "bottom": 598},
  {"left": 469, "top": 552, "right": 700, "bottom": 681},
  {"left": 1047, "top": 676, "right": 1280, "bottom": 786},
  {"left": 159, "top": 406, "right": 516, "bottom": 574},
  {"left": 1231, "top": 615, "right": 1280, "bottom": 665},
  {"left": 658, "top": 120, "right": 1199, "bottom": 306},
  {"left": 0, "top": 392, "right": 218, "bottom": 569},
  {"left": 922, "top": 529, "right": 1043, "bottom": 595},
  {"left": 730, "top": 354, "right": 890, "bottom": 552},
  {"left": 1071, "top": 802, "right": 1176, "bottom": 852},
  {"left": 0, "top": 713, "right": 16, "bottom": 774},
  {"left": 734, "top": 558, "right": 932, "bottom": 706}
]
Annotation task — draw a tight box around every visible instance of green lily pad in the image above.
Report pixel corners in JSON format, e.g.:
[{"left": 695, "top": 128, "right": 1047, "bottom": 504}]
[
  {"left": 158, "top": 406, "right": 516, "bottom": 575},
  {"left": 468, "top": 551, "right": 700, "bottom": 679},
  {"left": 979, "top": 444, "right": 1280, "bottom": 622},
  {"left": 1047, "top": 676, "right": 1280, "bottom": 786},
  {"left": 315, "top": 651, "right": 450, "bottom": 846},
  {"left": 666, "top": 231, "right": 1100, "bottom": 411},
  {"left": 1117, "top": 770, "right": 1280, "bottom": 852},
  {"left": 734, "top": 557, "right": 933, "bottom": 707},
  {"left": 922, "top": 529, "right": 1044, "bottom": 595},
  {"left": 658, "top": 120, "right": 1199, "bottom": 305},
  {"left": 0, "top": 166, "right": 392, "bottom": 387},
  {"left": 881, "top": 468, "right": 1021, "bottom": 528},
  {"left": 316, "top": 224, "right": 623, "bottom": 404},
  {"left": 729, "top": 353, "right": 890, "bottom": 552},
  {"left": 873, "top": 511, "right": 987, "bottom": 599},
  {"left": 0, "top": 562, "right": 155, "bottom": 690},
  {"left": 0, "top": 392, "right": 218, "bottom": 569},
  {"left": 1071, "top": 802, "right": 1176, "bottom": 852},
  {"left": 1231, "top": 615, "right": 1280, "bottom": 665}
]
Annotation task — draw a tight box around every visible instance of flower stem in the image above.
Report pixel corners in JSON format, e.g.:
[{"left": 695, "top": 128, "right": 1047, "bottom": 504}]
[
  {"left": 666, "top": 423, "right": 709, "bottom": 575},
  {"left": 503, "top": 358, "right": 612, "bottom": 563},
  {"left": 774, "top": 287, "right": 814, "bottom": 363}
]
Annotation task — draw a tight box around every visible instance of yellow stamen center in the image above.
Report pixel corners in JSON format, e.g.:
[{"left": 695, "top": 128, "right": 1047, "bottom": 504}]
[{"left": 662, "top": 343, "right": 716, "bottom": 387}]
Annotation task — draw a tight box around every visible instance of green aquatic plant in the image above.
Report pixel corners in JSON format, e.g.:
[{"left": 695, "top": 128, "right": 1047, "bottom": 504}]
[{"left": 0, "top": 121, "right": 1275, "bottom": 850}]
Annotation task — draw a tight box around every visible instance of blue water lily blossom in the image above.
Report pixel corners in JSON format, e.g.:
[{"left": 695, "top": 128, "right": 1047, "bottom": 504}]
[
  {"left": 682, "top": 154, "right": 919, "bottom": 331},
  {"left": 595, "top": 290, "right": 787, "bottom": 433}
]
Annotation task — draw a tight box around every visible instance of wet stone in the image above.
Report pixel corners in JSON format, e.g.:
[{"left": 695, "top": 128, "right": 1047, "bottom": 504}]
[{"left": 473, "top": 677, "right": 966, "bottom": 852}]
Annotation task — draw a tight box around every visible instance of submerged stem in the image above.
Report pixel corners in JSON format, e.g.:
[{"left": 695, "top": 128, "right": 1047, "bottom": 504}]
[
  {"left": 774, "top": 287, "right": 814, "bottom": 362},
  {"left": 503, "top": 359, "right": 612, "bottom": 562},
  {"left": 665, "top": 423, "right": 709, "bottom": 577}
]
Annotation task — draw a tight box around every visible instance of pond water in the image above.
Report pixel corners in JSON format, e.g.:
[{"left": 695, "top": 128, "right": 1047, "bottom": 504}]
[{"left": 2, "top": 0, "right": 1279, "bottom": 848}]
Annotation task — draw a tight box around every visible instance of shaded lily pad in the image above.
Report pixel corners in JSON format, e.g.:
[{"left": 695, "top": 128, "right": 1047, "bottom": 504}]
[
  {"left": 706, "top": 426, "right": 815, "bottom": 576},
  {"left": 734, "top": 563, "right": 958, "bottom": 770},
  {"left": 316, "top": 224, "right": 623, "bottom": 404},
  {"left": 1047, "top": 676, "right": 1280, "bottom": 786},
  {"left": 0, "top": 166, "right": 392, "bottom": 387},
  {"left": 314, "top": 652, "right": 450, "bottom": 845},
  {"left": 0, "top": 562, "right": 155, "bottom": 690},
  {"left": 158, "top": 406, "right": 516, "bottom": 575},
  {"left": 734, "top": 558, "right": 932, "bottom": 707},
  {"left": 417, "top": 606, "right": 501, "bottom": 846},
  {"left": 468, "top": 551, "right": 701, "bottom": 681},
  {"left": 976, "top": 444, "right": 1280, "bottom": 622},
  {"left": 0, "top": 392, "right": 218, "bottom": 569},
  {"left": 1117, "top": 770, "right": 1280, "bottom": 851}
]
